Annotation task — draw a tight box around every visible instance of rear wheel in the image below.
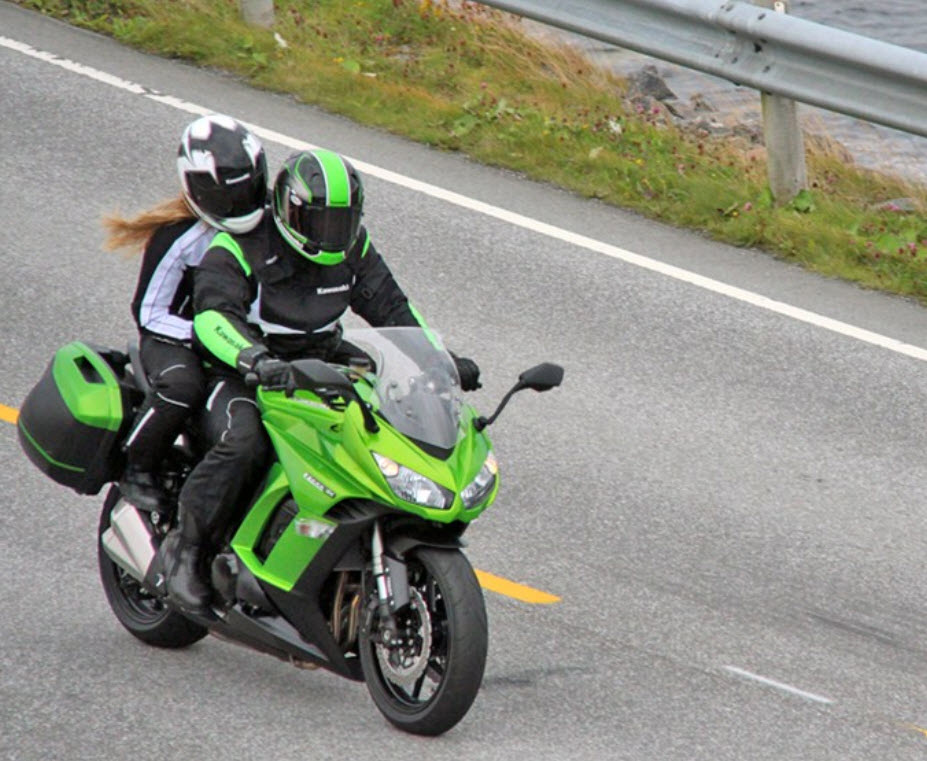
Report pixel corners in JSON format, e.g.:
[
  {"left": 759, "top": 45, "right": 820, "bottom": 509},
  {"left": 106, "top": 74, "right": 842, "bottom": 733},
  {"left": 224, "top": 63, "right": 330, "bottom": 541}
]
[
  {"left": 359, "top": 547, "right": 488, "bottom": 736},
  {"left": 97, "top": 486, "right": 207, "bottom": 648}
]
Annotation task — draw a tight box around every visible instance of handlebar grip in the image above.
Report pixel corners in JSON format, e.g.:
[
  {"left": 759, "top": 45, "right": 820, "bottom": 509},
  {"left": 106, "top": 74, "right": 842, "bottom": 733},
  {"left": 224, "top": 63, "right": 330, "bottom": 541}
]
[{"left": 244, "top": 371, "right": 259, "bottom": 389}]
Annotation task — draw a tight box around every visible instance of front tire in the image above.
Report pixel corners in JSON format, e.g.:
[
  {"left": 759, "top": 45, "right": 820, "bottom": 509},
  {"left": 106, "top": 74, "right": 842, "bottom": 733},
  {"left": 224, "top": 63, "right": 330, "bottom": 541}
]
[
  {"left": 97, "top": 486, "right": 207, "bottom": 648},
  {"left": 359, "top": 547, "right": 488, "bottom": 736}
]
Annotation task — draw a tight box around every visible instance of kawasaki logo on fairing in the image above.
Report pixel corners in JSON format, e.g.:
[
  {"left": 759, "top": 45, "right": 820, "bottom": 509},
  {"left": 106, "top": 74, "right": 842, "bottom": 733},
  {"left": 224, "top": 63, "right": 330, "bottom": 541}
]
[{"left": 303, "top": 472, "right": 336, "bottom": 497}]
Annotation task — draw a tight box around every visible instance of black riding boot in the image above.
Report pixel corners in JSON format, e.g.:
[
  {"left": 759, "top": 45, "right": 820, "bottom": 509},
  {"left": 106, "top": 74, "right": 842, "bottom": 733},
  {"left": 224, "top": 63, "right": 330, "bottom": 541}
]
[
  {"left": 164, "top": 506, "right": 211, "bottom": 613},
  {"left": 120, "top": 464, "right": 168, "bottom": 512}
]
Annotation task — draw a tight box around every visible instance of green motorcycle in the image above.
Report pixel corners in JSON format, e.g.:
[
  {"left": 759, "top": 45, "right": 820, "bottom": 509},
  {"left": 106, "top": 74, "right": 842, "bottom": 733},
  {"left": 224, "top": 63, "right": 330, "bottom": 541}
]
[{"left": 18, "top": 327, "right": 562, "bottom": 735}]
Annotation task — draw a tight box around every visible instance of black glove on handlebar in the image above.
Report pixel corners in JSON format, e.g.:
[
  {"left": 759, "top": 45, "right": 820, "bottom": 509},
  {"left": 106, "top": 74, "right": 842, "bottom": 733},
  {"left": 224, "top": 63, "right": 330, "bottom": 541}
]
[
  {"left": 236, "top": 344, "right": 269, "bottom": 375},
  {"left": 236, "top": 345, "right": 293, "bottom": 390},
  {"left": 253, "top": 357, "right": 294, "bottom": 390},
  {"left": 451, "top": 352, "right": 482, "bottom": 392}
]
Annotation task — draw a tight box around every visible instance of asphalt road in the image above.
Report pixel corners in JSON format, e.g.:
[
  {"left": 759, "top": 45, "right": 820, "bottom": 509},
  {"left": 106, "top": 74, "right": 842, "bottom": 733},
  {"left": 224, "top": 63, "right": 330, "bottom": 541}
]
[{"left": 4, "top": 3, "right": 927, "bottom": 759}]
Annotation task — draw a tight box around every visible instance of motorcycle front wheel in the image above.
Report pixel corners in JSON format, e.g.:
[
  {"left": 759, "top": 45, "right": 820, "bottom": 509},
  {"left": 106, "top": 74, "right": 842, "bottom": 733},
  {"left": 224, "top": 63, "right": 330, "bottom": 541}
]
[
  {"left": 359, "top": 547, "right": 488, "bottom": 736},
  {"left": 97, "top": 486, "right": 207, "bottom": 648}
]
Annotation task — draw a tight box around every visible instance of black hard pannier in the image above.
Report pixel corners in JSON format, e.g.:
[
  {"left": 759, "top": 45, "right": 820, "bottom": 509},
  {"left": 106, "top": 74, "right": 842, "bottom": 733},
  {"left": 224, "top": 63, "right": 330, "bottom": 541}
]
[{"left": 17, "top": 342, "right": 137, "bottom": 495}]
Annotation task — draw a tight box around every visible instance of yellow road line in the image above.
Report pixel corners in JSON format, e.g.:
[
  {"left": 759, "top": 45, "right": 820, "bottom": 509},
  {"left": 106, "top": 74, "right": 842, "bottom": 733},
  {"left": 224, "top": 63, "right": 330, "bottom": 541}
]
[
  {"left": 1, "top": 404, "right": 560, "bottom": 604},
  {"left": 0, "top": 404, "right": 18, "bottom": 424},
  {"left": 902, "top": 723, "right": 927, "bottom": 739},
  {"left": 475, "top": 569, "right": 561, "bottom": 604}
]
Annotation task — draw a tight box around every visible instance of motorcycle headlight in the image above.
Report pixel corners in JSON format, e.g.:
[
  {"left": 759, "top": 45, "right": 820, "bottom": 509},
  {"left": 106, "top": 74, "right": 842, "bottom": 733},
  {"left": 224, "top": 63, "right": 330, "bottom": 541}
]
[
  {"left": 372, "top": 453, "right": 454, "bottom": 509},
  {"left": 461, "top": 452, "right": 498, "bottom": 509}
]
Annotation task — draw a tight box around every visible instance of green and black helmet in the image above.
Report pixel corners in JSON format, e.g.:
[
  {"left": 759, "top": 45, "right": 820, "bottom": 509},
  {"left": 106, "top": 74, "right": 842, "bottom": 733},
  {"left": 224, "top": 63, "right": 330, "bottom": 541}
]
[{"left": 272, "top": 149, "right": 364, "bottom": 265}]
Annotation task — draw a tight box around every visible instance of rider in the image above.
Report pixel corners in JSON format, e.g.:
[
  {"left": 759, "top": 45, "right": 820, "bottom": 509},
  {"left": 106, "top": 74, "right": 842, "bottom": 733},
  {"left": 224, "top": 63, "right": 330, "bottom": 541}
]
[
  {"left": 104, "top": 114, "right": 267, "bottom": 510},
  {"left": 163, "top": 148, "right": 481, "bottom": 612}
]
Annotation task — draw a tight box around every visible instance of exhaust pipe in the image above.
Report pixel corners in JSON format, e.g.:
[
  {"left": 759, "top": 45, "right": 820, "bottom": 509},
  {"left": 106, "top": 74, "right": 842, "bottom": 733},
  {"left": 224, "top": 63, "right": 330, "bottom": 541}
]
[{"left": 101, "top": 501, "right": 157, "bottom": 582}]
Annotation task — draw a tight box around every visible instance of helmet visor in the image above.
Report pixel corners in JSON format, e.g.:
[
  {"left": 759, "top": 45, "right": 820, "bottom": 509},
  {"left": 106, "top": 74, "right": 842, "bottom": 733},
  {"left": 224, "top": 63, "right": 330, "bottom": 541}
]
[
  {"left": 291, "top": 205, "right": 362, "bottom": 253},
  {"left": 187, "top": 169, "right": 266, "bottom": 220}
]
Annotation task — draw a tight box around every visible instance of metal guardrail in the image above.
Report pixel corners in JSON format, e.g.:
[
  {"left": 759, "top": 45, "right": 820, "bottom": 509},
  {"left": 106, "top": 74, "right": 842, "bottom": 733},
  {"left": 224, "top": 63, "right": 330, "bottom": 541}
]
[{"left": 478, "top": 0, "right": 927, "bottom": 140}]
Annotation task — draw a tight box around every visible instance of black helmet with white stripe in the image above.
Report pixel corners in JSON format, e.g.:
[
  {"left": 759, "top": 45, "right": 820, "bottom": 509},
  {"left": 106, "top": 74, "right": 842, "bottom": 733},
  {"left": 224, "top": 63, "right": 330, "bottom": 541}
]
[
  {"left": 177, "top": 114, "right": 267, "bottom": 234},
  {"left": 272, "top": 149, "right": 364, "bottom": 266}
]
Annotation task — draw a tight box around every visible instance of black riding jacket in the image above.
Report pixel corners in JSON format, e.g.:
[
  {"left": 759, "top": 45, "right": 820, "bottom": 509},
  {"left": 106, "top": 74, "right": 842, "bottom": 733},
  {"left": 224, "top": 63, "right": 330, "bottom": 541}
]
[{"left": 192, "top": 217, "right": 424, "bottom": 368}]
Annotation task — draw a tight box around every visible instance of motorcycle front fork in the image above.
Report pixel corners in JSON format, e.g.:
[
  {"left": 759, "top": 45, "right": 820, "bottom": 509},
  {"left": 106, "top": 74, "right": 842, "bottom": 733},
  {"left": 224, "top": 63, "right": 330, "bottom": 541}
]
[{"left": 370, "top": 520, "right": 411, "bottom": 645}]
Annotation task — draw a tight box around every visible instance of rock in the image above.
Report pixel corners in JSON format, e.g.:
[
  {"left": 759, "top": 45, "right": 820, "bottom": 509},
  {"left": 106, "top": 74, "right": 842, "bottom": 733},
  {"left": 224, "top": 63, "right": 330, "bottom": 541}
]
[
  {"left": 628, "top": 64, "right": 677, "bottom": 102},
  {"left": 691, "top": 117, "right": 728, "bottom": 136},
  {"left": 873, "top": 198, "right": 920, "bottom": 213},
  {"left": 731, "top": 122, "right": 763, "bottom": 144},
  {"left": 689, "top": 93, "right": 716, "bottom": 113}
]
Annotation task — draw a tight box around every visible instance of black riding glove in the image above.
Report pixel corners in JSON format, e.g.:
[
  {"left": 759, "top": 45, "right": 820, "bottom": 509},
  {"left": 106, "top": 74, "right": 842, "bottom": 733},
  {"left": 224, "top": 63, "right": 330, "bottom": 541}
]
[
  {"left": 253, "top": 357, "right": 294, "bottom": 390},
  {"left": 236, "top": 344, "right": 269, "bottom": 375},
  {"left": 237, "top": 345, "right": 293, "bottom": 390},
  {"left": 450, "top": 352, "right": 481, "bottom": 392}
]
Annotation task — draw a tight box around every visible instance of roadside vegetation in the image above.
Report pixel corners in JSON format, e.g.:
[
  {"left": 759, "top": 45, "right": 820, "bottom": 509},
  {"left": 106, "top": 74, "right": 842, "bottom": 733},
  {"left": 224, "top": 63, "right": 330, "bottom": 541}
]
[{"left": 15, "top": 0, "right": 927, "bottom": 300}]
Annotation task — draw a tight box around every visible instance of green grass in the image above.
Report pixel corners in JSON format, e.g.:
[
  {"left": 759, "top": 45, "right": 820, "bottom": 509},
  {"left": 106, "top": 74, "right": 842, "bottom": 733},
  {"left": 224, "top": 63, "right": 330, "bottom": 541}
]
[{"left": 15, "top": 0, "right": 927, "bottom": 300}]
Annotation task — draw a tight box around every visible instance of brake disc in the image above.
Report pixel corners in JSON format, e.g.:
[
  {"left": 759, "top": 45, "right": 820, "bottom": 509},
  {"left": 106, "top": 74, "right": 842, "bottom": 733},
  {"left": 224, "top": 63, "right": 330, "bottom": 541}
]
[{"left": 375, "top": 587, "right": 433, "bottom": 689}]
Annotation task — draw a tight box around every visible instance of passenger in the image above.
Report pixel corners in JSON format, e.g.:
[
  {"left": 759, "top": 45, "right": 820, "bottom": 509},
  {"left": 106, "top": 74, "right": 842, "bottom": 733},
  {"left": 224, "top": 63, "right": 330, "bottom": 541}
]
[{"left": 104, "top": 114, "right": 267, "bottom": 511}]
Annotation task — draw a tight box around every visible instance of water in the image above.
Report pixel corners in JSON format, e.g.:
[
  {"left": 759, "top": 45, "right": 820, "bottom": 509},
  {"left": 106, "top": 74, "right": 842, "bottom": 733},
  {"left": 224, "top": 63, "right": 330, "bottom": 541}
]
[
  {"left": 800, "top": 0, "right": 927, "bottom": 52},
  {"left": 532, "top": 0, "right": 927, "bottom": 184},
  {"left": 743, "top": 0, "right": 927, "bottom": 181}
]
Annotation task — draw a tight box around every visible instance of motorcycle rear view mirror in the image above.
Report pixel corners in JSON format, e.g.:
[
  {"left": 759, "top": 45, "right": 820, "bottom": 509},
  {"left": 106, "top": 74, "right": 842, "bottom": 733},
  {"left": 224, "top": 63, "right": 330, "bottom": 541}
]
[
  {"left": 517, "top": 362, "right": 564, "bottom": 392},
  {"left": 474, "top": 362, "right": 564, "bottom": 432}
]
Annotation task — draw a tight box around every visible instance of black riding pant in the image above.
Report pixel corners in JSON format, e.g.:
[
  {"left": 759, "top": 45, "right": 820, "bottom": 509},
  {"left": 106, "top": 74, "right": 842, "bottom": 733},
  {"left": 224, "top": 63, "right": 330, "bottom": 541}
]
[
  {"left": 176, "top": 372, "right": 269, "bottom": 546},
  {"left": 124, "top": 334, "right": 206, "bottom": 471}
]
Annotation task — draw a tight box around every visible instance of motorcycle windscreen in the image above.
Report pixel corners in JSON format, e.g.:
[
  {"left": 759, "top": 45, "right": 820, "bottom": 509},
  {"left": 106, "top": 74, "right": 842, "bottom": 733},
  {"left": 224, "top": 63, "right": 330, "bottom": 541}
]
[{"left": 344, "top": 328, "right": 462, "bottom": 450}]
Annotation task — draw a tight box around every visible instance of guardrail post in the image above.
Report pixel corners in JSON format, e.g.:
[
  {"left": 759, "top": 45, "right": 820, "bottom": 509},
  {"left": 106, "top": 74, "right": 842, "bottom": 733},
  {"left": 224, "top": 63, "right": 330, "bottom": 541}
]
[
  {"left": 755, "top": 0, "right": 807, "bottom": 203},
  {"left": 239, "top": 0, "right": 274, "bottom": 28}
]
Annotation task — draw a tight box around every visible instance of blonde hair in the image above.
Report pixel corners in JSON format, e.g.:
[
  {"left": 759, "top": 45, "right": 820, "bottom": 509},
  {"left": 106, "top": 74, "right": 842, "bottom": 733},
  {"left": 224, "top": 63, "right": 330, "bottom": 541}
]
[{"left": 103, "top": 194, "right": 196, "bottom": 254}]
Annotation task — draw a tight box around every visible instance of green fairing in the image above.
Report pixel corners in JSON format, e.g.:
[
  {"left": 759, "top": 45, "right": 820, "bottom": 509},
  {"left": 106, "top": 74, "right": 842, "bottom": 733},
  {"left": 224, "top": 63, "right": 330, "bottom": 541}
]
[
  {"left": 230, "top": 463, "right": 306, "bottom": 590},
  {"left": 193, "top": 310, "right": 255, "bottom": 369},
  {"left": 229, "top": 337, "right": 497, "bottom": 591},
  {"left": 52, "top": 342, "right": 123, "bottom": 432}
]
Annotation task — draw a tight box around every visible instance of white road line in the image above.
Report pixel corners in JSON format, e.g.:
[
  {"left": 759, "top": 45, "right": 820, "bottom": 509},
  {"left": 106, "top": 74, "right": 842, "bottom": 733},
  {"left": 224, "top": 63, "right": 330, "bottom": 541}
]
[
  {"left": 5, "top": 34, "right": 927, "bottom": 364},
  {"left": 723, "top": 665, "right": 835, "bottom": 705}
]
